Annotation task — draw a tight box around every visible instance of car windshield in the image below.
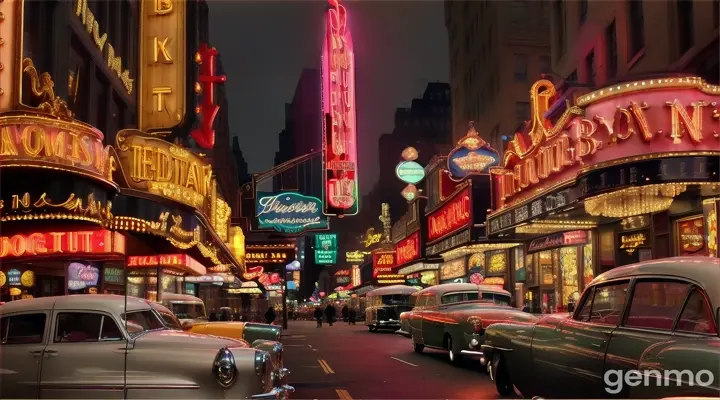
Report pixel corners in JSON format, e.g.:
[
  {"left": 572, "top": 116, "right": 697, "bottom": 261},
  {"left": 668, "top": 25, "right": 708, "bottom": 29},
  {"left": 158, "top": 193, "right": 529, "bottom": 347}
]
[
  {"left": 381, "top": 294, "right": 413, "bottom": 305},
  {"left": 171, "top": 302, "right": 207, "bottom": 320},
  {"left": 482, "top": 293, "right": 511, "bottom": 307},
  {"left": 441, "top": 291, "right": 512, "bottom": 306},
  {"left": 149, "top": 304, "right": 183, "bottom": 330},
  {"left": 121, "top": 310, "right": 166, "bottom": 338}
]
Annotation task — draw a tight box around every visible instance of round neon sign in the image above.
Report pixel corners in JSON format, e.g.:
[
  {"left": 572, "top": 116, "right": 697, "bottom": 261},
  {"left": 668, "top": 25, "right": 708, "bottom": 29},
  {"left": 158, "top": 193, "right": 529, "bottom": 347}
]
[{"left": 395, "top": 161, "right": 425, "bottom": 184}]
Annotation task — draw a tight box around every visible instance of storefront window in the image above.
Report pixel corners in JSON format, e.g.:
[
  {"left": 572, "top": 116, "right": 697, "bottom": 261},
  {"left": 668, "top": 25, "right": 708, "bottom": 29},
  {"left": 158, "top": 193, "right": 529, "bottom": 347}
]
[
  {"left": 487, "top": 251, "right": 507, "bottom": 275},
  {"left": 539, "top": 251, "right": 554, "bottom": 285},
  {"left": 583, "top": 241, "right": 594, "bottom": 286},
  {"left": 515, "top": 247, "right": 526, "bottom": 281},
  {"left": 560, "top": 247, "right": 579, "bottom": 309}
]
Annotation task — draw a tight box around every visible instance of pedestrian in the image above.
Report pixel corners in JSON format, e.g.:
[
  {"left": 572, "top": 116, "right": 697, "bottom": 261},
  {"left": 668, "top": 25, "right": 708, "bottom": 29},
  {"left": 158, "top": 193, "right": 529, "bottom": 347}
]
[
  {"left": 314, "top": 307, "right": 323, "bottom": 328},
  {"left": 521, "top": 302, "right": 531, "bottom": 313},
  {"left": 208, "top": 309, "right": 218, "bottom": 321},
  {"left": 264, "top": 307, "right": 276, "bottom": 324},
  {"left": 325, "top": 304, "right": 336, "bottom": 326},
  {"left": 341, "top": 305, "right": 349, "bottom": 323},
  {"left": 349, "top": 307, "right": 356, "bottom": 325}
]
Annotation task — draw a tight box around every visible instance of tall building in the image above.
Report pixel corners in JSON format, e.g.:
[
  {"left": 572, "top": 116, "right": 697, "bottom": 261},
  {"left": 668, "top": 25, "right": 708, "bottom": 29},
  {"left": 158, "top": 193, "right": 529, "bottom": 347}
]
[
  {"left": 445, "top": 0, "right": 551, "bottom": 151},
  {"left": 232, "top": 137, "right": 251, "bottom": 187},
  {"left": 550, "top": 0, "right": 719, "bottom": 86}
]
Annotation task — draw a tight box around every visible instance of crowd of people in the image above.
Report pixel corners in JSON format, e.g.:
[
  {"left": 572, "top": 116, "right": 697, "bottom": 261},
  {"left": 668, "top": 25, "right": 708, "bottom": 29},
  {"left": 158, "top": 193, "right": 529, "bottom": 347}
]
[{"left": 313, "top": 304, "right": 359, "bottom": 327}]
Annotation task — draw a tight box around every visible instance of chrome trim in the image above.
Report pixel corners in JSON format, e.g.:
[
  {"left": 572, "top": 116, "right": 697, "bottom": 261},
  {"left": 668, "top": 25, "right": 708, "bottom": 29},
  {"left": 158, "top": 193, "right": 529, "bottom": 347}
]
[
  {"left": 460, "top": 350, "right": 484, "bottom": 356},
  {"left": 213, "top": 348, "right": 237, "bottom": 388},
  {"left": 251, "top": 384, "right": 295, "bottom": 399},
  {"left": 255, "top": 350, "right": 270, "bottom": 376},
  {"left": 480, "top": 344, "right": 513, "bottom": 352}
]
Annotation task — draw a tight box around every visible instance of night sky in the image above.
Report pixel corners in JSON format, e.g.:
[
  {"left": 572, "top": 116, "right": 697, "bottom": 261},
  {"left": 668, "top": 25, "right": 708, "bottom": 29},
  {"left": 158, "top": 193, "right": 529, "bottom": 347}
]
[{"left": 209, "top": 0, "right": 448, "bottom": 194}]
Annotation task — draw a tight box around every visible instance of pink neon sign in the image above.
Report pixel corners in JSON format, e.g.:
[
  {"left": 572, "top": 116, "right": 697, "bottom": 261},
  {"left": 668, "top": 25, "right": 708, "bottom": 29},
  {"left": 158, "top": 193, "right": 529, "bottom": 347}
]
[{"left": 321, "top": 0, "right": 359, "bottom": 216}]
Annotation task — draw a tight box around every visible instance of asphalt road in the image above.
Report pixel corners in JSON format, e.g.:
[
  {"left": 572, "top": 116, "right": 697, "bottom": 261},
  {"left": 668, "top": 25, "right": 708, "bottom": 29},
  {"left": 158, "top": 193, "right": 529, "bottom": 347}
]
[{"left": 282, "top": 320, "right": 509, "bottom": 399}]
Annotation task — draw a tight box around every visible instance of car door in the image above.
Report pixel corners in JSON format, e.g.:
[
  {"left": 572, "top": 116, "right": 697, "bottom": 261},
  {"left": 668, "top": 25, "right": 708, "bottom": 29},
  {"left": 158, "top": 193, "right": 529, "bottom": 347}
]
[
  {"left": 604, "top": 279, "right": 691, "bottom": 397},
  {"left": 0, "top": 311, "right": 50, "bottom": 399},
  {"left": 421, "top": 295, "right": 445, "bottom": 347},
  {"left": 39, "top": 310, "right": 128, "bottom": 399},
  {"left": 408, "top": 293, "right": 426, "bottom": 340}
]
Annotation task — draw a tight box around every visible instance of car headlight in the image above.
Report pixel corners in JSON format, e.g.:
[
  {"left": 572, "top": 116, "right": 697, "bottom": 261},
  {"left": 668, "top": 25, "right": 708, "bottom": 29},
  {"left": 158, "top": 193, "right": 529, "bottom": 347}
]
[
  {"left": 212, "top": 348, "right": 237, "bottom": 388},
  {"left": 254, "top": 350, "right": 269, "bottom": 376}
]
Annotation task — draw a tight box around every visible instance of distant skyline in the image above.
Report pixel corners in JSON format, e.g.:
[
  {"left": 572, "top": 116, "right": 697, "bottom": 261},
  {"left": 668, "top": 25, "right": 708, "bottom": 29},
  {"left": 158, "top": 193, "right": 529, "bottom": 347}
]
[{"left": 208, "top": 0, "right": 449, "bottom": 194}]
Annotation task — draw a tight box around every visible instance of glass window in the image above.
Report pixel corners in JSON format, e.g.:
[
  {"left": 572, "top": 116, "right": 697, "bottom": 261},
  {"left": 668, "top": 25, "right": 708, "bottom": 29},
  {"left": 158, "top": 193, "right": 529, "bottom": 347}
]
[
  {"left": 515, "top": 102, "right": 530, "bottom": 123},
  {"left": 606, "top": 21, "right": 617, "bottom": 79},
  {"left": 481, "top": 293, "right": 511, "bottom": 306},
  {"left": 381, "top": 294, "right": 412, "bottom": 305},
  {"left": 170, "top": 302, "right": 207, "bottom": 320},
  {"left": 676, "top": 289, "right": 717, "bottom": 334},
  {"left": 585, "top": 50, "right": 595, "bottom": 86},
  {"left": 514, "top": 54, "right": 528, "bottom": 82},
  {"left": 625, "top": 281, "right": 690, "bottom": 330},
  {"left": 100, "top": 316, "right": 124, "bottom": 340},
  {"left": 677, "top": 0, "right": 693, "bottom": 55},
  {"left": 55, "top": 312, "right": 108, "bottom": 342},
  {"left": 0, "top": 313, "right": 46, "bottom": 344},
  {"left": 628, "top": 0, "right": 645, "bottom": 58},
  {"left": 121, "top": 310, "right": 165, "bottom": 338},
  {"left": 575, "top": 288, "right": 594, "bottom": 322},
  {"left": 539, "top": 56, "right": 551, "bottom": 75},
  {"left": 588, "top": 281, "right": 629, "bottom": 325},
  {"left": 579, "top": 0, "right": 588, "bottom": 23}
]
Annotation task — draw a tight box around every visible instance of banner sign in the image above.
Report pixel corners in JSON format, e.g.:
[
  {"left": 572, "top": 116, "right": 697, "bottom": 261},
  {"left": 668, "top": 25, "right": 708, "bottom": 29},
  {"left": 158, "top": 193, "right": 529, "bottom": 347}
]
[
  {"left": 395, "top": 161, "right": 426, "bottom": 184},
  {"left": 67, "top": 262, "right": 100, "bottom": 290},
  {"left": 256, "top": 192, "right": 329, "bottom": 233},
  {"left": 315, "top": 233, "right": 338, "bottom": 264},
  {"left": 0, "top": 230, "right": 126, "bottom": 259},
  {"left": 427, "top": 187, "right": 472, "bottom": 242},
  {"left": 321, "top": 0, "right": 359, "bottom": 216},
  {"left": 395, "top": 231, "right": 420, "bottom": 265},
  {"left": 447, "top": 123, "right": 499, "bottom": 179},
  {"left": 372, "top": 250, "right": 396, "bottom": 278},
  {"left": 528, "top": 230, "right": 588, "bottom": 253}
]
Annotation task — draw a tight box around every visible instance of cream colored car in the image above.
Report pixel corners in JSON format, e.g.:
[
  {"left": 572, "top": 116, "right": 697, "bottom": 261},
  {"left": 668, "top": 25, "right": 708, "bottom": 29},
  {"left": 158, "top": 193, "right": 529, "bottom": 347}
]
[{"left": 0, "top": 295, "right": 293, "bottom": 399}]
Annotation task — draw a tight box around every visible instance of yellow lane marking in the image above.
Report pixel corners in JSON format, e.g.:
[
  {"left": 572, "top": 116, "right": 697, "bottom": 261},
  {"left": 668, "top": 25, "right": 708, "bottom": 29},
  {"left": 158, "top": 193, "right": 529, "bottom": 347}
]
[
  {"left": 318, "top": 359, "right": 335, "bottom": 374},
  {"left": 336, "top": 389, "right": 353, "bottom": 399}
]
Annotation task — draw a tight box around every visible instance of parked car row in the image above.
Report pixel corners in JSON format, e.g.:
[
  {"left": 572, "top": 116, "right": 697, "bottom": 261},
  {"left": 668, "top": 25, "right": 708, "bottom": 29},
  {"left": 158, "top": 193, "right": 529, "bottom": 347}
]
[
  {"left": 0, "top": 294, "right": 294, "bottom": 399},
  {"left": 385, "top": 257, "right": 720, "bottom": 399}
]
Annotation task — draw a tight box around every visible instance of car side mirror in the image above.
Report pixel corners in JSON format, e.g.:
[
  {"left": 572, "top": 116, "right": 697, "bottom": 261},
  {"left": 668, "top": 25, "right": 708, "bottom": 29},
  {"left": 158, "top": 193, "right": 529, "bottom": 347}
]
[{"left": 181, "top": 321, "right": 194, "bottom": 331}]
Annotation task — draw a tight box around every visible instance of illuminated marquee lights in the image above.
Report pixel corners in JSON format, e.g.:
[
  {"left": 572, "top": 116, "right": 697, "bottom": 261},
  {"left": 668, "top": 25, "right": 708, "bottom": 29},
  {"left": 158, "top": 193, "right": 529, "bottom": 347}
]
[
  {"left": 127, "top": 253, "right": 206, "bottom": 276},
  {"left": 191, "top": 43, "right": 227, "bottom": 149},
  {"left": 493, "top": 77, "right": 720, "bottom": 208},
  {"left": 321, "top": 0, "right": 359, "bottom": 216},
  {"left": 0, "top": 230, "right": 125, "bottom": 259}
]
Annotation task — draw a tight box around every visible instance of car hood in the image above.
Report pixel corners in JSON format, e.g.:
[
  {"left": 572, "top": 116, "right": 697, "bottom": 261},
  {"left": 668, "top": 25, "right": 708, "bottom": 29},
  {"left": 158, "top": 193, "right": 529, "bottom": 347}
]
[
  {"left": 135, "top": 329, "right": 249, "bottom": 349},
  {"left": 442, "top": 306, "right": 540, "bottom": 328}
]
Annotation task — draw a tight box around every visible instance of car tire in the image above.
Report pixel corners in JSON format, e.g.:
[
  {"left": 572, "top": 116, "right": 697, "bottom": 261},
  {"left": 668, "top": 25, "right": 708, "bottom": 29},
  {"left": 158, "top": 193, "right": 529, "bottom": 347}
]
[
  {"left": 447, "top": 336, "right": 461, "bottom": 364},
  {"left": 493, "top": 353, "right": 514, "bottom": 397},
  {"left": 412, "top": 338, "right": 424, "bottom": 353}
]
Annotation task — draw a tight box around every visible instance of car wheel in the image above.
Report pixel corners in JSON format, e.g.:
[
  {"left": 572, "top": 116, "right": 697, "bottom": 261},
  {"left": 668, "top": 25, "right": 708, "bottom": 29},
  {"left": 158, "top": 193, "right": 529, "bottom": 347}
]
[
  {"left": 493, "top": 353, "right": 514, "bottom": 397},
  {"left": 412, "top": 337, "right": 424, "bottom": 353},
  {"left": 368, "top": 325, "right": 375, "bottom": 332},
  {"left": 447, "top": 336, "right": 461, "bottom": 364}
]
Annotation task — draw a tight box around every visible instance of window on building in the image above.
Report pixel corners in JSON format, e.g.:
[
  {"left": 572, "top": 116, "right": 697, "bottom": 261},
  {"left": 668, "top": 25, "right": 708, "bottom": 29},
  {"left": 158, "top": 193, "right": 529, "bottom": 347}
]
[
  {"left": 540, "top": 56, "right": 551, "bottom": 75},
  {"left": 567, "top": 69, "right": 578, "bottom": 83},
  {"left": 515, "top": 102, "right": 530, "bottom": 124},
  {"left": 606, "top": 21, "right": 618, "bottom": 79},
  {"left": 714, "top": 0, "right": 719, "bottom": 28},
  {"left": 514, "top": 54, "right": 528, "bottom": 82},
  {"left": 585, "top": 50, "right": 596, "bottom": 86},
  {"left": 579, "top": 0, "right": 588, "bottom": 23},
  {"left": 554, "top": 0, "right": 567, "bottom": 59},
  {"left": 628, "top": 0, "right": 645, "bottom": 59},
  {"left": 677, "top": 0, "right": 694, "bottom": 56}
]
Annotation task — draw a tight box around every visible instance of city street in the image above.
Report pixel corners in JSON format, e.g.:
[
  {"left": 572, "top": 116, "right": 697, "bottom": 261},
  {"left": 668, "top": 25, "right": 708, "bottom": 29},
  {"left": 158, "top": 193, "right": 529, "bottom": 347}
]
[{"left": 282, "top": 321, "right": 507, "bottom": 399}]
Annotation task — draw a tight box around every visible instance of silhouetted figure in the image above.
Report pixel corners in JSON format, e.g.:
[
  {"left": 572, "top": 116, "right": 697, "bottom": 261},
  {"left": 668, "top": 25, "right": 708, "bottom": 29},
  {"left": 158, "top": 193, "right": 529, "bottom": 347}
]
[
  {"left": 208, "top": 309, "right": 218, "bottom": 321},
  {"left": 314, "top": 307, "right": 323, "bottom": 327},
  {"left": 265, "top": 307, "right": 276, "bottom": 324},
  {"left": 325, "top": 305, "right": 336, "bottom": 326},
  {"left": 349, "top": 307, "right": 357, "bottom": 325},
  {"left": 341, "top": 305, "right": 349, "bottom": 323},
  {"left": 522, "top": 302, "right": 531, "bottom": 313}
]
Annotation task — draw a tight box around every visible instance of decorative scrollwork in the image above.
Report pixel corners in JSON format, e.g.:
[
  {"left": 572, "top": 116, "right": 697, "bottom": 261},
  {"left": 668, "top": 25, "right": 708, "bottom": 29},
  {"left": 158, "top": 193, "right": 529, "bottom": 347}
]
[{"left": 22, "top": 58, "right": 74, "bottom": 120}]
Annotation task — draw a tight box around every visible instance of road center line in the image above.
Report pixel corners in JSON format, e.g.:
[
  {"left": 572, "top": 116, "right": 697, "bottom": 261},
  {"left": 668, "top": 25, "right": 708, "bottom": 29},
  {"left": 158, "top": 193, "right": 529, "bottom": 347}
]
[
  {"left": 390, "top": 356, "right": 418, "bottom": 367},
  {"left": 318, "top": 359, "right": 335, "bottom": 374},
  {"left": 336, "top": 389, "right": 353, "bottom": 399}
]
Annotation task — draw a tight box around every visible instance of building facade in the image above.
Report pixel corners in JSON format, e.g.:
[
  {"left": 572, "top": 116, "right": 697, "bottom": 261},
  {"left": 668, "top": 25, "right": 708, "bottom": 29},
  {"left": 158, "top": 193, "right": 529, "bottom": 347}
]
[
  {"left": 445, "top": 0, "right": 551, "bottom": 151},
  {"left": 550, "top": 0, "right": 719, "bottom": 87}
]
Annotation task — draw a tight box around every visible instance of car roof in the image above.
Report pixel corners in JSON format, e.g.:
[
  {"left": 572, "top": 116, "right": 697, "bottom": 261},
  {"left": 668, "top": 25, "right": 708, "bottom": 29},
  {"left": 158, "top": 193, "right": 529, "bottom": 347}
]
[
  {"left": 418, "top": 283, "right": 511, "bottom": 297},
  {"left": 0, "top": 295, "right": 151, "bottom": 316},
  {"left": 366, "top": 285, "right": 419, "bottom": 297},
  {"left": 591, "top": 256, "right": 720, "bottom": 307},
  {"left": 161, "top": 293, "right": 203, "bottom": 303}
]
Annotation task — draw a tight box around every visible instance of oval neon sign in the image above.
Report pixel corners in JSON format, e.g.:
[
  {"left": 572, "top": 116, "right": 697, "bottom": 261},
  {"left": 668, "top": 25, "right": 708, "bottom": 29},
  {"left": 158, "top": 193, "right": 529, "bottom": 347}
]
[{"left": 395, "top": 161, "right": 425, "bottom": 184}]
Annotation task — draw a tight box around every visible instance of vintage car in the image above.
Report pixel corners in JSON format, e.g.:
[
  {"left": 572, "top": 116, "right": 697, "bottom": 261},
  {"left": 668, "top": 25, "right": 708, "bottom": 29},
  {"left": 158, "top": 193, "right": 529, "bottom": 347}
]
[
  {"left": 365, "top": 285, "right": 419, "bottom": 332},
  {"left": 0, "top": 294, "right": 293, "bottom": 399},
  {"left": 161, "top": 293, "right": 281, "bottom": 344},
  {"left": 149, "top": 300, "right": 285, "bottom": 370},
  {"left": 482, "top": 257, "right": 720, "bottom": 399},
  {"left": 407, "top": 283, "right": 537, "bottom": 365},
  {"left": 397, "top": 292, "right": 420, "bottom": 337}
]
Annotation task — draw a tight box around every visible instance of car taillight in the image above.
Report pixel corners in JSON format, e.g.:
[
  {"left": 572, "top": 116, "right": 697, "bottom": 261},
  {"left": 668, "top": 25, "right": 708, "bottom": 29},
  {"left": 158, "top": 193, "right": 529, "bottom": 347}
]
[{"left": 474, "top": 323, "right": 482, "bottom": 334}]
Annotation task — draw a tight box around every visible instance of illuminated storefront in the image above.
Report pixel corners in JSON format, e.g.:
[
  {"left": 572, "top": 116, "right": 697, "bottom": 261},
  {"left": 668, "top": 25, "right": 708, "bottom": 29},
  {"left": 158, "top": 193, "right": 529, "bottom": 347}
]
[{"left": 488, "top": 77, "right": 720, "bottom": 312}]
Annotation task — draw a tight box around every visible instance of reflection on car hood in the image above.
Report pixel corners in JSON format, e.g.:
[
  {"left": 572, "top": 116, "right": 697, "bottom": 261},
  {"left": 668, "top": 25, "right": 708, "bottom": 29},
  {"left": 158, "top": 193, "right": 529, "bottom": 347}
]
[{"left": 136, "top": 329, "right": 249, "bottom": 349}]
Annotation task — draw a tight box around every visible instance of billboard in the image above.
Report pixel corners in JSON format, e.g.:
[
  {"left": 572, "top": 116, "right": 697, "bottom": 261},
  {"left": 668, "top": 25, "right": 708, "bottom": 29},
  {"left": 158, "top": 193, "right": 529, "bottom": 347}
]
[
  {"left": 314, "top": 233, "right": 338, "bottom": 264},
  {"left": 321, "top": 0, "right": 359, "bottom": 216},
  {"left": 256, "top": 192, "right": 329, "bottom": 233}
]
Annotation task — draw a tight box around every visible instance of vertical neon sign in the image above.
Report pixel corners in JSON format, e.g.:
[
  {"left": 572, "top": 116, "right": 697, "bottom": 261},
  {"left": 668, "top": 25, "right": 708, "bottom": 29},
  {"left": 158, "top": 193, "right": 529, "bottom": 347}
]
[{"left": 321, "top": 0, "right": 359, "bottom": 216}]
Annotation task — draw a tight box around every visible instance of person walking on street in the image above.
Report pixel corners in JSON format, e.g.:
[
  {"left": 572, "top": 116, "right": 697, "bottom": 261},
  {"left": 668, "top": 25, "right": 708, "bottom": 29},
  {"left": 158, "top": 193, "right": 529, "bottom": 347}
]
[
  {"left": 264, "top": 307, "right": 276, "bottom": 324},
  {"left": 314, "top": 307, "right": 323, "bottom": 328},
  {"left": 325, "top": 304, "right": 336, "bottom": 326},
  {"left": 348, "top": 307, "right": 357, "bottom": 325},
  {"left": 341, "top": 305, "right": 349, "bottom": 323}
]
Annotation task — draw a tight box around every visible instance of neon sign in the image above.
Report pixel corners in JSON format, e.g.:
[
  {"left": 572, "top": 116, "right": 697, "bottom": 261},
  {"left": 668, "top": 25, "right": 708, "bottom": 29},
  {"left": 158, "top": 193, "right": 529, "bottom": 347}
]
[
  {"left": 395, "top": 231, "right": 420, "bottom": 265},
  {"left": 315, "top": 233, "right": 338, "bottom": 264},
  {"left": 245, "top": 251, "right": 292, "bottom": 264},
  {"left": 126, "top": 253, "right": 206, "bottom": 276},
  {"left": 256, "top": 192, "right": 328, "bottom": 233},
  {"left": 0, "top": 116, "right": 118, "bottom": 184},
  {"left": 67, "top": 262, "right": 100, "bottom": 290},
  {"left": 494, "top": 78, "right": 720, "bottom": 208},
  {"left": 427, "top": 187, "right": 472, "bottom": 242},
  {"left": 372, "top": 250, "right": 396, "bottom": 278},
  {"left": 396, "top": 161, "right": 426, "bottom": 184},
  {"left": 191, "top": 43, "right": 227, "bottom": 149},
  {"left": 447, "top": 122, "right": 499, "bottom": 179},
  {"left": 322, "top": 0, "right": 359, "bottom": 216},
  {"left": 0, "top": 230, "right": 125, "bottom": 259}
]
